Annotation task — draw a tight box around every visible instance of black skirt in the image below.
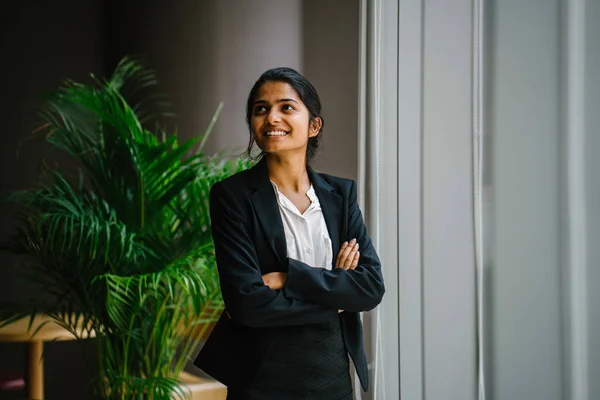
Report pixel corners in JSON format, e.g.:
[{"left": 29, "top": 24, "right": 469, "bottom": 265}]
[{"left": 226, "top": 318, "right": 353, "bottom": 400}]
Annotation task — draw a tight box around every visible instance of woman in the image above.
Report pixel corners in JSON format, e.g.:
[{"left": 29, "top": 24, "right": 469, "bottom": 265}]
[{"left": 194, "top": 67, "right": 385, "bottom": 400}]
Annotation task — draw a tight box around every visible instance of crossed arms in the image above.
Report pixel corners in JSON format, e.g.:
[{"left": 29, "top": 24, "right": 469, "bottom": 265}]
[{"left": 210, "top": 181, "right": 385, "bottom": 328}]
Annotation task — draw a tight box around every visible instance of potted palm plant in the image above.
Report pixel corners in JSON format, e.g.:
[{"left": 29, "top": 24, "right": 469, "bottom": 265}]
[{"left": 1, "top": 57, "right": 250, "bottom": 399}]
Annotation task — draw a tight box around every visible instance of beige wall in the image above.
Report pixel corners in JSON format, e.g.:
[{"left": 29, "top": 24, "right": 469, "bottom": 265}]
[
  {"left": 303, "top": 0, "right": 361, "bottom": 181},
  {"left": 106, "top": 0, "right": 303, "bottom": 156},
  {"left": 112, "top": 0, "right": 361, "bottom": 179}
]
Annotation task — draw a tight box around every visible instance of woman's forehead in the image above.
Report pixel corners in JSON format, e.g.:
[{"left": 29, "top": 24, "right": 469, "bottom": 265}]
[{"left": 255, "top": 81, "right": 300, "bottom": 101}]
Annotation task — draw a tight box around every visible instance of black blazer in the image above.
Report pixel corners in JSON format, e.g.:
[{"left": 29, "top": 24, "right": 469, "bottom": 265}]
[{"left": 194, "top": 158, "right": 385, "bottom": 391}]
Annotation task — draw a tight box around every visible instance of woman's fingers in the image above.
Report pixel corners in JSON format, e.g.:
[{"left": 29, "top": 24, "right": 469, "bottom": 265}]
[
  {"left": 335, "top": 241, "right": 349, "bottom": 269},
  {"left": 336, "top": 239, "right": 358, "bottom": 270},
  {"left": 350, "top": 250, "right": 360, "bottom": 270},
  {"left": 336, "top": 240, "right": 353, "bottom": 269},
  {"left": 343, "top": 243, "right": 359, "bottom": 270}
]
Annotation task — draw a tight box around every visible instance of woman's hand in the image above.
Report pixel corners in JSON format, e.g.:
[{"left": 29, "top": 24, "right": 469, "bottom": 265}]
[
  {"left": 262, "top": 272, "right": 288, "bottom": 290},
  {"left": 335, "top": 238, "right": 360, "bottom": 270},
  {"left": 336, "top": 239, "right": 359, "bottom": 314}
]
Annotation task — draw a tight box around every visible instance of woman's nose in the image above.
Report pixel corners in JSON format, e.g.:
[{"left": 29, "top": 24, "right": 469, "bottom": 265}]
[{"left": 266, "top": 109, "right": 281, "bottom": 124}]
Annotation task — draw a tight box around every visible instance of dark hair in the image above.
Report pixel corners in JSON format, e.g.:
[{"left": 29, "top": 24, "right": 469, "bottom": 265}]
[{"left": 245, "top": 67, "right": 324, "bottom": 163}]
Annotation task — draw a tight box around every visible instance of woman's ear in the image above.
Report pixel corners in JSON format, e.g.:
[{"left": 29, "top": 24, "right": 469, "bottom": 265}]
[{"left": 308, "top": 117, "right": 322, "bottom": 138}]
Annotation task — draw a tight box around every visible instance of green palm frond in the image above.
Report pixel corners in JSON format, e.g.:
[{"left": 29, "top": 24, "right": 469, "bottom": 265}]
[
  {"left": 2, "top": 57, "right": 251, "bottom": 399},
  {"left": 98, "top": 261, "right": 212, "bottom": 330}
]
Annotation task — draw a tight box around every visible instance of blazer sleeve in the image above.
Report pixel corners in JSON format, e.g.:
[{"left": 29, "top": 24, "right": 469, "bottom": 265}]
[
  {"left": 283, "top": 181, "right": 385, "bottom": 312},
  {"left": 210, "top": 182, "right": 338, "bottom": 328}
]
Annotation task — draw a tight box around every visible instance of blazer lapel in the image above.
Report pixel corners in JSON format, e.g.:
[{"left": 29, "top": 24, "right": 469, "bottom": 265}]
[
  {"left": 249, "top": 159, "right": 287, "bottom": 266},
  {"left": 308, "top": 168, "right": 343, "bottom": 267},
  {"left": 248, "top": 159, "right": 344, "bottom": 269}
]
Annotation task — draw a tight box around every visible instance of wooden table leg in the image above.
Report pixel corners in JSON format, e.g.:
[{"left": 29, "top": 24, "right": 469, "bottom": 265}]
[{"left": 27, "top": 341, "right": 44, "bottom": 400}]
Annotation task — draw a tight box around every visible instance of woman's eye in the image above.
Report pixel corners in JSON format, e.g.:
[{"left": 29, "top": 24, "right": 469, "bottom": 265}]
[
  {"left": 282, "top": 104, "right": 294, "bottom": 111},
  {"left": 254, "top": 106, "right": 267, "bottom": 114}
]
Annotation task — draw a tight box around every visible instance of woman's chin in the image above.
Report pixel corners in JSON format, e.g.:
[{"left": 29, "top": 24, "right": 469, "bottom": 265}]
[{"left": 261, "top": 146, "right": 307, "bottom": 158}]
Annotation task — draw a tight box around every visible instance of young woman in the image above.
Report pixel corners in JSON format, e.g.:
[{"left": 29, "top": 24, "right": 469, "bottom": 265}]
[{"left": 194, "top": 67, "right": 385, "bottom": 400}]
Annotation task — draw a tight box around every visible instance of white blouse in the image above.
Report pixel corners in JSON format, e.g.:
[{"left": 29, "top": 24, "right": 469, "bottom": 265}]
[{"left": 271, "top": 182, "right": 333, "bottom": 270}]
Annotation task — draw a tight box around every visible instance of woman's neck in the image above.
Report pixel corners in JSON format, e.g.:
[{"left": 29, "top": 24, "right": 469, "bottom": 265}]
[{"left": 266, "top": 154, "right": 310, "bottom": 193}]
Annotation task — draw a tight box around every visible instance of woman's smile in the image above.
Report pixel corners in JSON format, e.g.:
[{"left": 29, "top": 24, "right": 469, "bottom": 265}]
[{"left": 264, "top": 130, "right": 289, "bottom": 137}]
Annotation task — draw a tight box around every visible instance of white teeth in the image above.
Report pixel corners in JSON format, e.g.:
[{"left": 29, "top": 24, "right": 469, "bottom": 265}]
[{"left": 265, "top": 131, "right": 288, "bottom": 136}]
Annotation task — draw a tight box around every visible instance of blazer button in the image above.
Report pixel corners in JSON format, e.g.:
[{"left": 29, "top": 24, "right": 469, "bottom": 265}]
[{"left": 306, "top": 248, "right": 311, "bottom": 254}]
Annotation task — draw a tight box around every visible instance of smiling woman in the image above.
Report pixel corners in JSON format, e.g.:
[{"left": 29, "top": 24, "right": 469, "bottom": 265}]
[
  {"left": 245, "top": 68, "right": 324, "bottom": 163},
  {"left": 194, "top": 67, "right": 385, "bottom": 400},
  {"left": 250, "top": 79, "right": 320, "bottom": 158}
]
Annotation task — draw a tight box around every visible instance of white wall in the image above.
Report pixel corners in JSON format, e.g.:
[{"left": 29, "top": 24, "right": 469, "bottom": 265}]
[
  {"left": 585, "top": 0, "right": 600, "bottom": 396},
  {"left": 372, "top": 0, "right": 599, "bottom": 399},
  {"left": 369, "top": 0, "right": 401, "bottom": 397},
  {"left": 486, "top": 0, "right": 564, "bottom": 399},
  {"left": 486, "top": 0, "right": 599, "bottom": 398},
  {"left": 371, "top": 0, "right": 478, "bottom": 398},
  {"left": 422, "top": 1, "right": 478, "bottom": 398}
]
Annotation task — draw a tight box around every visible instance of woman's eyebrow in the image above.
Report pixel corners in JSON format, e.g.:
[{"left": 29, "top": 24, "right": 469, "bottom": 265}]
[{"left": 253, "top": 98, "right": 299, "bottom": 105}]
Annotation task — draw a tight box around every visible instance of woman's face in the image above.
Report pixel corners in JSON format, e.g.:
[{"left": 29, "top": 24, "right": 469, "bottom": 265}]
[{"left": 250, "top": 81, "right": 321, "bottom": 158}]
